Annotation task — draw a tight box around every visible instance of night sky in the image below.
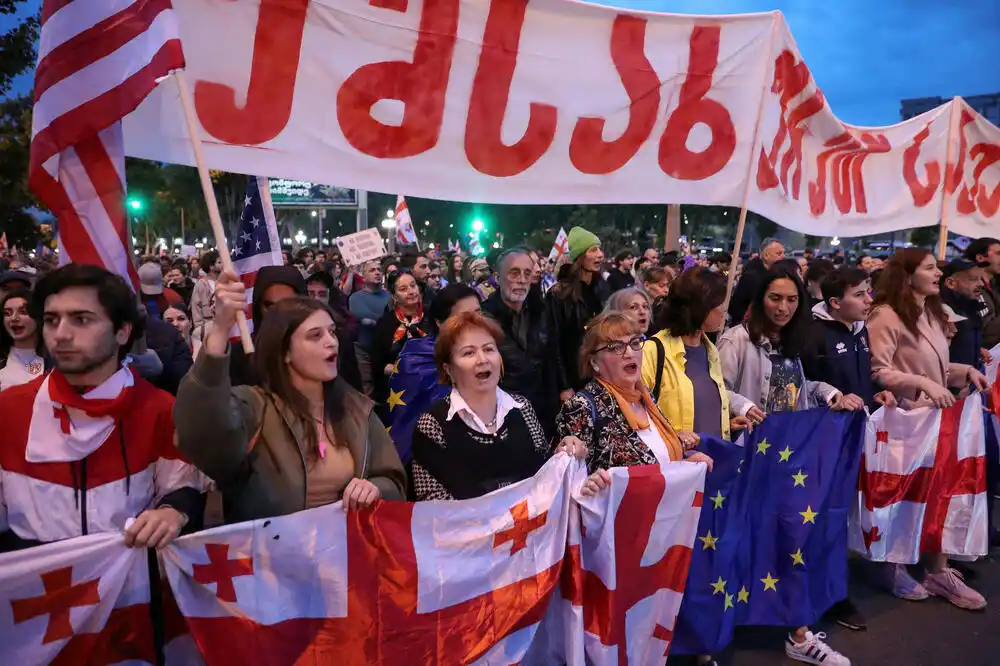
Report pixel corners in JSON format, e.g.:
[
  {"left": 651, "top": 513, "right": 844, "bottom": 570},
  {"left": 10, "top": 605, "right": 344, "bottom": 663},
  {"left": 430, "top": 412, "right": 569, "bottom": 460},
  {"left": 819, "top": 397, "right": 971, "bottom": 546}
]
[{"left": 4, "top": 0, "right": 999, "bottom": 126}]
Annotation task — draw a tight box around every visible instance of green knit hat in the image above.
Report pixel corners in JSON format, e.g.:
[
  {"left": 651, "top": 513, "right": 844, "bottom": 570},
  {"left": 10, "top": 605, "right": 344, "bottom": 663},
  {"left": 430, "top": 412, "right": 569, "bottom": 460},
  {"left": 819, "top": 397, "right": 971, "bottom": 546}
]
[{"left": 567, "top": 226, "right": 600, "bottom": 261}]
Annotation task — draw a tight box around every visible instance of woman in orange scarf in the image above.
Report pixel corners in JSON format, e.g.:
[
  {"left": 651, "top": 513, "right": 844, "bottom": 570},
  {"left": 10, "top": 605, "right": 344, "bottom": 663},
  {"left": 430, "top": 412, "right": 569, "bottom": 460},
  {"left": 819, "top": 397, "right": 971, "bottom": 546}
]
[{"left": 554, "top": 312, "right": 712, "bottom": 496}]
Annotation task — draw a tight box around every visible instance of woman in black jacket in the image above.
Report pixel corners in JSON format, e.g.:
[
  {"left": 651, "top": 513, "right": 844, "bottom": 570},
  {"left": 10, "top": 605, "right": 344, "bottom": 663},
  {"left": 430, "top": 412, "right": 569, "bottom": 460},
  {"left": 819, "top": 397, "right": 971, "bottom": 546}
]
[
  {"left": 545, "top": 227, "right": 609, "bottom": 401},
  {"left": 371, "top": 270, "right": 431, "bottom": 406}
]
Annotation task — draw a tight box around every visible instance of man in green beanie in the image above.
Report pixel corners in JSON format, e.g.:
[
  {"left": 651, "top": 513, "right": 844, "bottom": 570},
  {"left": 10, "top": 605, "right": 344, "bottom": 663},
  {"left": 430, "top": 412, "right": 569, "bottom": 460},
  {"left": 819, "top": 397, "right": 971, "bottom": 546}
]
[{"left": 547, "top": 226, "right": 609, "bottom": 401}]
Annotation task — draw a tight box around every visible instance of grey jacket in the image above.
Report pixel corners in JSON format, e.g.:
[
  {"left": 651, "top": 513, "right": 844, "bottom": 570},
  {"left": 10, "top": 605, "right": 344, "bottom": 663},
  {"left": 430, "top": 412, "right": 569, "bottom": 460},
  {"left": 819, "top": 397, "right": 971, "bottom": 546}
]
[{"left": 717, "top": 324, "right": 839, "bottom": 416}]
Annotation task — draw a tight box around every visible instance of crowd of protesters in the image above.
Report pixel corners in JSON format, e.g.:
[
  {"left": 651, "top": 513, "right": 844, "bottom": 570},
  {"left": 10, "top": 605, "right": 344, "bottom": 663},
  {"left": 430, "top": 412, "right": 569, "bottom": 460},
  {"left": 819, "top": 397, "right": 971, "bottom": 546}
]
[{"left": 1, "top": 229, "right": 999, "bottom": 666}]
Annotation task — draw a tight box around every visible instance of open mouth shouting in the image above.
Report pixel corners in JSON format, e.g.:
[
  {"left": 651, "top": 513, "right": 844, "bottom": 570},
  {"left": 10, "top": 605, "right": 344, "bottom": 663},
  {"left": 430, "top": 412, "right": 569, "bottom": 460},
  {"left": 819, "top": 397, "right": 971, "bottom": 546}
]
[{"left": 623, "top": 360, "right": 639, "bottom": 376}]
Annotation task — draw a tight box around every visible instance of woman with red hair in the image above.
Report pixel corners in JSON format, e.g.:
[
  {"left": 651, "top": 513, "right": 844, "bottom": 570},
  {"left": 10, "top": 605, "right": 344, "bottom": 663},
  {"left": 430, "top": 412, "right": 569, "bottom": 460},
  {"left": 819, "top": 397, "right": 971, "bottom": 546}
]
[{"left": 868, "top": 247, "right": 990, "bottom": 610}]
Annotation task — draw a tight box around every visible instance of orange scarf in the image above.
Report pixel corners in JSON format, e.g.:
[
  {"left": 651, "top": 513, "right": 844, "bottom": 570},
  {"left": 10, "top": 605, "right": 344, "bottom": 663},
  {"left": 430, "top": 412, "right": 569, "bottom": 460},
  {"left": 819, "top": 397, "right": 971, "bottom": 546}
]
[{"left": 597, "top": 378, "right": 683, "bottom": 462}]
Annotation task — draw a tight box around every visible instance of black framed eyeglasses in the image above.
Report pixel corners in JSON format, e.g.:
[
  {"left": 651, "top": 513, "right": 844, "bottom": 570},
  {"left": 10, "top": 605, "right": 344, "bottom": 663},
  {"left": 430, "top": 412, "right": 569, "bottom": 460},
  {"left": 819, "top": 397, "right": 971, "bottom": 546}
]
[{"left": 596, "top": 335, "right": 646, "bottom": 356}]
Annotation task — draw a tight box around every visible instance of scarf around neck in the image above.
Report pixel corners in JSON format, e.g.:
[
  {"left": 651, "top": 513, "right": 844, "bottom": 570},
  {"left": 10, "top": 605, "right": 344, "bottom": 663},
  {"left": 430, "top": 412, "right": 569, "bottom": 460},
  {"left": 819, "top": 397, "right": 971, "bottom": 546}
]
[
  {"left": 26, "top": 364, "right": 136, "bottom": 463},
  {"left": 393, "top": 303, "right": 426, "bottom": 343},
  {"left": 597, "top": 377, "right": 683, "bottom": 462}
]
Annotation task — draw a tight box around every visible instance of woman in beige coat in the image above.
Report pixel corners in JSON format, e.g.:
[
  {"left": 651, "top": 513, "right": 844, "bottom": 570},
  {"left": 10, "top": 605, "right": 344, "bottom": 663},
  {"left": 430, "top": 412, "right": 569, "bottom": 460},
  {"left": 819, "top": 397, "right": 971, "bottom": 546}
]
[{"left": 868, "top": 247, "right": 989, "bottom": 610}]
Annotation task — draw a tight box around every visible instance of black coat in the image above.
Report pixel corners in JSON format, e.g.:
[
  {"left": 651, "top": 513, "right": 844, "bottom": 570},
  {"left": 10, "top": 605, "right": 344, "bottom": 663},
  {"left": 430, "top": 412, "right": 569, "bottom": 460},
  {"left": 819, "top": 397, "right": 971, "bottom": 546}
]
[
  {"left": 606, "top": 268, "right": 635, "bottom": 294},
  {"left": 145, "top": 317, "right": 193, "bottom": 396},
  {"left": 482, "top": 290, "right": 558, "bottom": 436},
  {"left": 545, "top": 277, "right": 610, "bottom": 393},
  {"left": 370, "top": 306, "right": 431, "bottom": 404},
  {"left": 942, "top": 287, "right": 984, "bottom": 369},
  {"left": 800, "top": 309, "right": 875, "bottom": 409}
]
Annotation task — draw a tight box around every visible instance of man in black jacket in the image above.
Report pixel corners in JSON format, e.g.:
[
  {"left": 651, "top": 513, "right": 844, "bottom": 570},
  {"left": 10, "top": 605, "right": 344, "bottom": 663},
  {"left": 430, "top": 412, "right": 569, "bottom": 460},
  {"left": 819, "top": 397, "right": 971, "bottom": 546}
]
[
  {"left": 606, "top": 250, "right": 635, "bottom": 293},
  {"left": 482, "top": 247, "right": 558, "bottom": 436},
  {"left": 940, "top": 257, "right": 988, "bottom": 370},
  {"left": 963, "top": 237, "right": 1000, "bottom": 349},
  {"left": 800, "top": 266, "right": 885, "bottom": 632}
]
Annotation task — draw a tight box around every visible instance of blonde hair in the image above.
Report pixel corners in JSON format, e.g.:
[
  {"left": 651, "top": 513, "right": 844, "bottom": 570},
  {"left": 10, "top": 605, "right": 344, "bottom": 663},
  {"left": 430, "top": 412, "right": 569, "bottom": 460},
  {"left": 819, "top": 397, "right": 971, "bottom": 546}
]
[{"left": 578, "top": 312, "right": 643, "bottom": 380}]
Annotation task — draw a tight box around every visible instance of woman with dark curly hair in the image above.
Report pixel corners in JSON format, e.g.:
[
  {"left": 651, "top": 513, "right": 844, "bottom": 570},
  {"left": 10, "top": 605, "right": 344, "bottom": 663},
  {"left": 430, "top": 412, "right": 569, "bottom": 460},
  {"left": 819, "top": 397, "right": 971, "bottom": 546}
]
[
  {"left": 0, "top": 287, "right": 47, "bottom": 391},
  {"left": 640, "top": 268, "right": 752, "bottom": 446}
]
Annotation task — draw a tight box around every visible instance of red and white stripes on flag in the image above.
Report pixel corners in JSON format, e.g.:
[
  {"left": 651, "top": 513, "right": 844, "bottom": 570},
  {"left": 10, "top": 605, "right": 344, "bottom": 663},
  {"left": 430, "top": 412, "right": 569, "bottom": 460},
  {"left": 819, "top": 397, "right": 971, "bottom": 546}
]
[
  {"left": 851, "top": 395, "right": 989, "bottom": 564},
  {"left": 228, "top": 176, "right": 283, "bottom": 339},
  {"left": 29, "top": 0, "right": 185, "bottom": 286},
  {"left": 394, "top": 195, "right": 418, "bottom": 246}
]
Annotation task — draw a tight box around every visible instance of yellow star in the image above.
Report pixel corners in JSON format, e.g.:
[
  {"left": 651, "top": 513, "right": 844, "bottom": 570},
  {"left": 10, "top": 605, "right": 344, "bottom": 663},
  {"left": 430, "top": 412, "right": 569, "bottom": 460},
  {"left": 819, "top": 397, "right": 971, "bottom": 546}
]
[
  {"left": 756, "top": 438, "right": 771, "bottom": 455},
  {"left": 710, "top": 490, "right": 726, "bottom": 510},
  {"left": 387, "top": 388, "right": 407, "bottom": 411},
  {"left": 710, "top": 576, "right": 727, "bottom": 595},
  {"left": 723, "top": 592, "right": 734, "bottom": 611},
  {"left": 699, "top": 531, "right": 718, "bottom": 551},
  {"left": 761, "top": 572, "right": 780, "bottom": 592},
  {"left": 390, "top": 359, "right": 401, "bottom": 376},
  {"left": 792, "top": 469, "right": 808, "bottom": 487},
  {"left": 790, "top": 548, "right": 806, "bottom": 566},
  {"left": 777, "top": 446, "right": 793, "bottom": 463},
  {"left": 386, "top": 426, "right": 392, "bottom": 435},
  {"left": 737, "top": 586, "right": 749, "bottom": 603},
  {"left": 800, "top": 505, "right": 818, "bottom": 524}
]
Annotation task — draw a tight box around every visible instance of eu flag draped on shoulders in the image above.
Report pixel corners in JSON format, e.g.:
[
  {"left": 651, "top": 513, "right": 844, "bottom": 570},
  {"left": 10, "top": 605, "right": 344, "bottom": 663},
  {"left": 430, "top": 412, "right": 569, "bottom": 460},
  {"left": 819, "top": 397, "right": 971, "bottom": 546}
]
[
  {"left": 673, "top": 408, "right": 867, "bottom": 655},
  {"left": 386, "top": 337, "right": 448, "bottom": 464}
]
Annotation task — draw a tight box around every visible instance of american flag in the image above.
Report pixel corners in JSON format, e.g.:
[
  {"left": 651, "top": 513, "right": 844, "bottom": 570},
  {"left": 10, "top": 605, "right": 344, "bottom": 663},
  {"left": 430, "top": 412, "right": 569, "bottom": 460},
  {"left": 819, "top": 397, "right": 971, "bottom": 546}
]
[
  {"left": 232, "top": 176, "right": 283, "bottom": 335},
  {"left": 394, "top": 195, "right": 419, "bottom": 246},
  {"left": 29, "top": 0, "right": 185, "bottom": 287}
]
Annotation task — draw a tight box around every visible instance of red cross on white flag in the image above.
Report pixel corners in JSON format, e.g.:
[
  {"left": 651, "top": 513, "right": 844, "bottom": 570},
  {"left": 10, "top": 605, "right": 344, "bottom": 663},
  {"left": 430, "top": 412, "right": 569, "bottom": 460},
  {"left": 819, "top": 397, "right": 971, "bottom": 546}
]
[
  {"left": 851, "top": 394, "right": 988, "bottom": 564},
  {"left": 394, "top": 195, "right": 418, "bottom": 246},
  {"left": 549, "top": 227, "right": 569, "bottom": 260}
]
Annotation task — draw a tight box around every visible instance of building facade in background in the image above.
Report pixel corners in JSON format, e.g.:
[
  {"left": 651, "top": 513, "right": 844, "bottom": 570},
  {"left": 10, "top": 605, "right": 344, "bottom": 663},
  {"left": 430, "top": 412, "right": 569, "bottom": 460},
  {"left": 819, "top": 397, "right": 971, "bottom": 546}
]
[{"left": 900, "top": 93, "right": 1000, "bottom": 126}]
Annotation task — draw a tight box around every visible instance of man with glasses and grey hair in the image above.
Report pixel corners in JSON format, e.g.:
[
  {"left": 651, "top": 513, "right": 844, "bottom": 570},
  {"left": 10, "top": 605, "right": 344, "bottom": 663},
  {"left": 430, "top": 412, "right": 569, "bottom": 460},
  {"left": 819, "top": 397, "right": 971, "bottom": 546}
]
[
  {"left": 727, "top": 237, "right": 786, "bottom": 325},
  {"left": 482, "top": 246, "right": 558, "bottom": 436}
]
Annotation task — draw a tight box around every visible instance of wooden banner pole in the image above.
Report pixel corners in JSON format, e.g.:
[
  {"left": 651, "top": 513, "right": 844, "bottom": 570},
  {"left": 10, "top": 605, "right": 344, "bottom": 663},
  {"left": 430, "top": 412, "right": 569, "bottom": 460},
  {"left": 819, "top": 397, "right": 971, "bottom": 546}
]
[
  {"left": 173, "top": 70, "right": 254, "bottom": 353},
  {"left": 937, "top": 97, "right": 962, "bottom": 261}
]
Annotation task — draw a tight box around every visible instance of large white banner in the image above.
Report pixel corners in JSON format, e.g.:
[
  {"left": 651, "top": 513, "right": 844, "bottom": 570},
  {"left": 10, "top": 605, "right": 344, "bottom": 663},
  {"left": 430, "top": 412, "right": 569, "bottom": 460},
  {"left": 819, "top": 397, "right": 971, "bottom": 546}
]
[{"left": 123, "top": 0, "right": 1000, "bottom": 238}]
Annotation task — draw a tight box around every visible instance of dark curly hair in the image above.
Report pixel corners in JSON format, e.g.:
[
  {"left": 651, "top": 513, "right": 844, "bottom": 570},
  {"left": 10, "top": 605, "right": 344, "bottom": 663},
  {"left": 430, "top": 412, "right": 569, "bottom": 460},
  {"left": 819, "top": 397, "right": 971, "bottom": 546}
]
[{"left": 653, "top": 268, "right": 726, "bottom": 337}]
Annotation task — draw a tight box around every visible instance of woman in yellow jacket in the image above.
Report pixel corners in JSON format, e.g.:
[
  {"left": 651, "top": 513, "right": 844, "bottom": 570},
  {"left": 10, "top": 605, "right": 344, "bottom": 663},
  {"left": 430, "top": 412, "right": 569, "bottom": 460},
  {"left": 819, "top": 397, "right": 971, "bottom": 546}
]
[{"left": 640, "top": 268, "right": 759, "bottom": 447}]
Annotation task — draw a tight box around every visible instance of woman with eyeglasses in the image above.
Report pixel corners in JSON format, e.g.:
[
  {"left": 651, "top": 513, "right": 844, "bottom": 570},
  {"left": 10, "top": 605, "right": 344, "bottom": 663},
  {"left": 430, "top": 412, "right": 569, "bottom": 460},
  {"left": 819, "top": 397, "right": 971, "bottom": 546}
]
[
  {"left": 555, "top": 312, "right": 713, "bottom": 497},
  {"left": 603, "top": 287, "right": 652, "bottom": 335}
]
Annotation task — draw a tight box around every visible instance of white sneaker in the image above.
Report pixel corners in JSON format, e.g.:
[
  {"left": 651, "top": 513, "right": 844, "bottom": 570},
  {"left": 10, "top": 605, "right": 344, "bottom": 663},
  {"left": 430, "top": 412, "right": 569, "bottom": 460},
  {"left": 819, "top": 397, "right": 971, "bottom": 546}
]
[{"left": 785, "top": 631, "right": 850, "bottom": 666}]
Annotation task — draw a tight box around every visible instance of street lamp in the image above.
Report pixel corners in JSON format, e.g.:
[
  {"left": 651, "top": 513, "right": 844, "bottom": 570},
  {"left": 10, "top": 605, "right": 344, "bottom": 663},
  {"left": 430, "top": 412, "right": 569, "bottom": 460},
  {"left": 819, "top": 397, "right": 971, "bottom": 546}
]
[{"left": 294, "top": 230, "right": 307, "bottom": 245}]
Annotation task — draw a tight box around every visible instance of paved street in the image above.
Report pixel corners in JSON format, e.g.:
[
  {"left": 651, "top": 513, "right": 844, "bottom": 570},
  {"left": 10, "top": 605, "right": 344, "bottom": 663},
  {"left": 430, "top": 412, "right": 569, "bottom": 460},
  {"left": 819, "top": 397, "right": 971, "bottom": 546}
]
[{"left": 670, "top": 554, "right": 1000, "bottom": 666}]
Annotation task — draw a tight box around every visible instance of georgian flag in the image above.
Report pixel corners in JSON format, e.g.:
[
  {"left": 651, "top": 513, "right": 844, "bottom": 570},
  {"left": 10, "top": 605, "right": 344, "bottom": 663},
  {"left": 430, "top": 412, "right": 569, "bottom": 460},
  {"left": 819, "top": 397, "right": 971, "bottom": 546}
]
[
  {"left": 0, "top": 532, "right": 156, "bottom": 665},
  {"left": 394, "top": 195, "right": 418, "bottom": 246},
  {"left": 850, "top": 394, "right": 988, "bottom": 564},
  {"left": 549, "top": 227, "right": 568, "bottom": 261}
]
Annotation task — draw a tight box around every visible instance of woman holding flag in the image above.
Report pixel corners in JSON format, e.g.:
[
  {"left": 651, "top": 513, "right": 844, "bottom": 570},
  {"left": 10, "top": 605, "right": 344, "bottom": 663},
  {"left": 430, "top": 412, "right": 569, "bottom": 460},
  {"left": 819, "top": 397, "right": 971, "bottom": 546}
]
[
  {"left": 370, "top": 270, "right": 430, "bottom": 408},
  {"left": 868, "top": 248, "right": 989, "bottom": 610},
  {"left": 717, "top": 268, "right": 862, "bottom": 666},
  {"left": 175, "top": 271, "right": 406, "bottom": 523}
]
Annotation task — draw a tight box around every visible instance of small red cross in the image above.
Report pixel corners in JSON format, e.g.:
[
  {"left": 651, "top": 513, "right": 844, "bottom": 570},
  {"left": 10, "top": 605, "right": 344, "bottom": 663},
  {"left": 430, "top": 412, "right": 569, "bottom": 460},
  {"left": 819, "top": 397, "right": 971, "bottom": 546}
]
[
  {"left": 52, "top": 404, "right": 72, "bottom": 435},
  {"left": 652, "top": 623, "right": 674, "bottom": 656},
  {"left": 554, "top": 236, "right": 568, "bottom": 256},
  {"left": 493, "top": 500, "right": 548, "bottom": 556},
  {"left": 192, "top": 543, "right": 254, "bottom": 603},
  {"left": 11, "top": 566, "right": 101, "bottom": 644},
  {"left": 862, "top": 526, "right": 882, "bottom": 550},
  {"left": 874, "top": 429, "right": 888, "bottom": 454}
]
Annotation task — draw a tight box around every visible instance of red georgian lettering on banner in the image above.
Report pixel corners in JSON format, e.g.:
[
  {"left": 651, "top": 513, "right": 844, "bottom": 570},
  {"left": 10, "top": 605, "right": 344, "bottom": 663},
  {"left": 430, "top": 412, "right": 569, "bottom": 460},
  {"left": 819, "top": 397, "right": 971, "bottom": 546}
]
[
  {"left": 465, "top": 0, "right": 557, "bottom": 177},
  {"left": 569, "top": 15, "right": 659, "bottom": 175},
  {"left": 808, "top": 131, "right": 891, "bottom": 216},
  {"left": 337, "top": 0, "right": 459, "bottom": 158},
  {"left": 757, "top": 50, "right": 826, "bottom": 200},
  {"left": 902, "top": 123, "right": 942, "bottom": 208},
  {"left": 946, "top": 110, "right": 1000, "bottom": 218},
  {"left": 194, "top": 0, "right": 308, "bottom": 145},
  {"left": 658, "top": 25, "right": 736, "bottom": 181}
]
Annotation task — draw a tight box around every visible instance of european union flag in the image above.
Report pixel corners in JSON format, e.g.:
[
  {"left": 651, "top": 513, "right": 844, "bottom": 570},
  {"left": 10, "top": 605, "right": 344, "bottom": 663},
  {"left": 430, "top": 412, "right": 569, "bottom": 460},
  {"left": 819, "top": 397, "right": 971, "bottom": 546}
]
[
  {"left": 673, "top": 408, "right": 866, "bottom": 655},
  {"left": 386, "top": 336, "right": 449, "bottom": 464}
]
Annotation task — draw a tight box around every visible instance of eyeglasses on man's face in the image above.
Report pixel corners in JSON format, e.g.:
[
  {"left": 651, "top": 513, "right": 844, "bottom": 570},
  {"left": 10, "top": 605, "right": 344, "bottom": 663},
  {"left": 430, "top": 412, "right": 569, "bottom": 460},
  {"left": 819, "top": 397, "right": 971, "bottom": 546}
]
[{"left": 596, "top": 335, "right": 646, "bottom": 356}]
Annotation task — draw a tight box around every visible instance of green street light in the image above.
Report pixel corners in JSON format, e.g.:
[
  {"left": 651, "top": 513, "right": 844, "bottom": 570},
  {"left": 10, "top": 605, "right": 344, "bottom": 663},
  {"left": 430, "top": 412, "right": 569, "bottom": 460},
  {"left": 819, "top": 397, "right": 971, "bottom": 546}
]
[
  {"left": 472, "top": 218, "right": 483, "bottom": 232},
  {"left": 128, "top": 197, "right": 143, "bottom": 211}
]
